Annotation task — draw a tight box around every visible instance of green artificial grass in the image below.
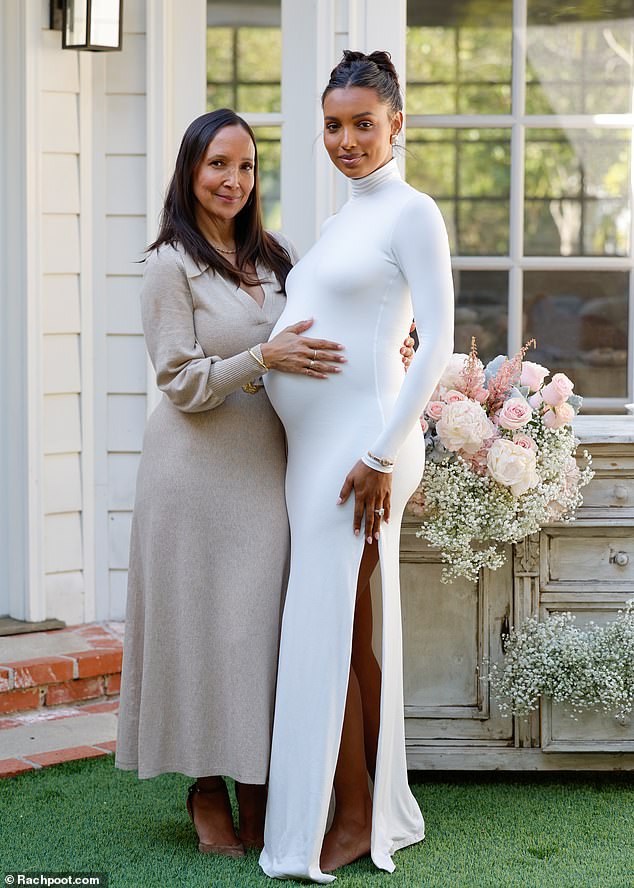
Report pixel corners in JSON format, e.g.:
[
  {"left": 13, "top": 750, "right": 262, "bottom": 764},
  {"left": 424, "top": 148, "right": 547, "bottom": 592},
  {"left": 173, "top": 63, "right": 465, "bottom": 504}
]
[{"left": 1, "top": 757, "right": 633, "bottom": 888}]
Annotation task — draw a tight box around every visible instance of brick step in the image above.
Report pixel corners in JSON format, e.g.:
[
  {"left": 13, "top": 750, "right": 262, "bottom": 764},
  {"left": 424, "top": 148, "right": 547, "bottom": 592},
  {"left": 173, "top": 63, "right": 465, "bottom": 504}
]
[
  {"left": 0, "top": 698, "right": 119, "bottom": 777},
  {"left": 0, "top": 622, "right": 123, "bottom": 716}
]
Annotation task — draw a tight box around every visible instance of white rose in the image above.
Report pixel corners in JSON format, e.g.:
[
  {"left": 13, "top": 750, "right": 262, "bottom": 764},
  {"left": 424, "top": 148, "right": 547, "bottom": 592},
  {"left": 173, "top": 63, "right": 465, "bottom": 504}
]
[
  {"left": 486, "top": 438, "right": 539, "bottom": 497},
  {"left": 436, "top": 399, "right": 496, "bottom": 455},
  {"left": 437, "top": 353, "right": 469, "bottom": 394}
]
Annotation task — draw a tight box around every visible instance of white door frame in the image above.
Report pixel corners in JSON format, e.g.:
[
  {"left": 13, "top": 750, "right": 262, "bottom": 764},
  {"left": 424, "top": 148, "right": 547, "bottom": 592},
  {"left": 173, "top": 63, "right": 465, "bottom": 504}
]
[
  {"left": 0, "top": 0, "right": 45, "bottom": 621},
  {"left": 145, "top": 0, "right": 207, "bottom": 416}
]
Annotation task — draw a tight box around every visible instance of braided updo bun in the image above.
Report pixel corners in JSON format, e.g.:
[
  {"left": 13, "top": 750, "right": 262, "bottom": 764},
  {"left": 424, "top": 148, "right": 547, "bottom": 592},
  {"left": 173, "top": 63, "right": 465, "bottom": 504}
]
[{"left": 321, "top": 50, "right": 403, "bottom": 115}]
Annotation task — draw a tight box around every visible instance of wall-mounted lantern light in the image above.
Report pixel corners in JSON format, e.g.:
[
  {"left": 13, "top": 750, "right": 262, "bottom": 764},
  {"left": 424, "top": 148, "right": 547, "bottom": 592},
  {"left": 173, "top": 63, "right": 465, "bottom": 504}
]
[{"left": 50, "top": 0, "right": 123, "bottom": 52}]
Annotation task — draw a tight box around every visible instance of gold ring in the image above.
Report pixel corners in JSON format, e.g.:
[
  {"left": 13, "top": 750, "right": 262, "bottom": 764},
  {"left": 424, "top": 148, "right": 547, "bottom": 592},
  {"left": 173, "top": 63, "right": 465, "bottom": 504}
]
[{"left": 313, "top": 349, "right": 317, "bottom": 361}]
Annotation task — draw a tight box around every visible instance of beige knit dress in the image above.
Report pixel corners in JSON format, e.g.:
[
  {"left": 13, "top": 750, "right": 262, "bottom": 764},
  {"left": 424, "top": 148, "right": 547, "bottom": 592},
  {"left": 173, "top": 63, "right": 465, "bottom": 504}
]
[{"left": 116, "top": 238, "right": 294, "bottom": 781}]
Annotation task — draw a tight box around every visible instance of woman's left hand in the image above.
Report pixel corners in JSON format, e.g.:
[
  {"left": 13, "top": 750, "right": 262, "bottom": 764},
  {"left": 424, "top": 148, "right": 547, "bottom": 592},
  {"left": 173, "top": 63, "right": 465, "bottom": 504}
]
[
  {"left": 337, "top": 461, "right": 392, "bottom": 543},
  {"left": 401, "top": 322, "right": 416, "bottom": 370}
]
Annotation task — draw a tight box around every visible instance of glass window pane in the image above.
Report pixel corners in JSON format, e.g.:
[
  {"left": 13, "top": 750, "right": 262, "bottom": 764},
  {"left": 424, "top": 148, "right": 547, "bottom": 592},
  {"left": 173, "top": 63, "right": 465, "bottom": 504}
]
[
  {"left": 207, "top": 2, "right": 281, "bottom": 114},
  {"left": 453, "top": 271, "right": 509, "bottom": 364},
  {"left": 207, "top": 84, "right": 235, "bottom": 111},
  {"left": 406, "top": 0, "right": 512, "bottom": 115},
  {"left": 237, "top": 28, "right": 281, "bottom": 82},
  {"left": 526, "top": 1, "right": 634, "bottom": 115},
  {"left": 523, "top": 271, "right": 629, "bottom": 398},
  {"left": 254, "top": 127, "right": 281, "bottom": 232},
  {"left": 207, "top": 26, "right": 233, "bottom": 83},
  {"left": 237, "top": 85, "right": 281, "bottom": 114},
  {"left": 407, "top": 129, "right": 511, "bottom": 256},
  {"left": 524, "top": 129, "right": 631, "bottom": 257}
]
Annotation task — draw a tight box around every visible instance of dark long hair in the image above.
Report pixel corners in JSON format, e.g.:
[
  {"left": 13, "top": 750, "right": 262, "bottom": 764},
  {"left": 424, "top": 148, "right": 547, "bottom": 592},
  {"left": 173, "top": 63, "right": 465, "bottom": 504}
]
[
  {"left": 148, "top": 109, "right": 292, "bottom": 291},
  {"left": 322, "top": 50, "right": 403, "bottom": 116}
]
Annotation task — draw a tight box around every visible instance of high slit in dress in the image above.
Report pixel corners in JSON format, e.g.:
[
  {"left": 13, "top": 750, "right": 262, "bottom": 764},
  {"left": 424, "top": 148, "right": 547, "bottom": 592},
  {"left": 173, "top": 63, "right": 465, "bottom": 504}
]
[{"left": 259, "top": 159, "right": 454, "bottom": 882}]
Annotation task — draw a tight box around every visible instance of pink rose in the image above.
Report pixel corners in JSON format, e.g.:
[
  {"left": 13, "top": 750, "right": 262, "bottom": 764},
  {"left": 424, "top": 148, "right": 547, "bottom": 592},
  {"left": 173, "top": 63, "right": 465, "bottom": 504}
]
[
  {"left": 512, "top": 431, "right": 538, "bottom": 452},
  {"left": 444, "top": 389, "right": 467, "bottom": 404},
  {"left": 473, "top": 388, "right": 489, "bottom": 404},
  {"left": 555, "top": 402, "right": 575, "bottom": 424},
  {"left": 497, "top": 397, "right": 532, "bottom": 431},
  {"left": 543, "top": 402, "right": 575, "bottom": 429},
  {"left": 420, "top": 417, "right": 429, "bottom": 434},
  {"left": 521, "top": 361, "right": 549, "bottom": 392},
  {"left": 425, "top": 401, "right": 445, "bottom": 421},
  {"left": 541, "top": 372, "right": 574, "bottom": 407}
]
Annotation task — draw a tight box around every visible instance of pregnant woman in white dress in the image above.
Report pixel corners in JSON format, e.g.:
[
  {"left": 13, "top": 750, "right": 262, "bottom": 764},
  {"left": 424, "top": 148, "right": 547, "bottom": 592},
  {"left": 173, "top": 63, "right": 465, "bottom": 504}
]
[{"left": 259, "top": 52, "right": 454, "bottom": 882}]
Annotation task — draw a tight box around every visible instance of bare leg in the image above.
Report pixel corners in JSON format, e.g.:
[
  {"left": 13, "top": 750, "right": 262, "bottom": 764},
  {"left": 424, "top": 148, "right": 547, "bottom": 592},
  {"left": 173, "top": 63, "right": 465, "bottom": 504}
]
[
  {"left": 188, "top": 775, "right": 243, "bottom": 850},
  {"left": 235, "top": 781, "right": 267, "bottom": 849},
  {"left": 320, "top": 544, "right": 380, "bottom": 872},
  {"left": 352, "top": 547, "right": 381, "bottom": 779},
  {"left": 319, "top": 665, "right": 372, "bottom": 872}
]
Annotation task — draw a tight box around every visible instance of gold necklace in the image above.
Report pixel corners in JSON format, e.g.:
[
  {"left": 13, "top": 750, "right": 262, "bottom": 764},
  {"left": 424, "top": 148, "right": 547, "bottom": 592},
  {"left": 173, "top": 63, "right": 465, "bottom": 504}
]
[{"left": 210, "top": 242, "right": 237, "bottom": 254}]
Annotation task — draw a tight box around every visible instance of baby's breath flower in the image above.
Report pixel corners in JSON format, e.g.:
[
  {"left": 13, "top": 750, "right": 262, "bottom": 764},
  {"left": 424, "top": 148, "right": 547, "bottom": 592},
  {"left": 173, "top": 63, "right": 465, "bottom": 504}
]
[{"left": 489, "top": 602, "right": 634, "bottom": 719}]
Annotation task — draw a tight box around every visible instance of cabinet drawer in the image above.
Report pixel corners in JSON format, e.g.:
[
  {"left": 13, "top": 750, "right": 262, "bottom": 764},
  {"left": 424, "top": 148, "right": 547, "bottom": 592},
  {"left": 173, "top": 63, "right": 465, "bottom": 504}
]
[
  {"left": 579, "top": 476, "right": 634, "bottom": 512},
  {"left": 542, "top": 704, "right": 634, "bottom": 753},
  {"left": 542, "top": 527, "right": 634, "bottom": 590}
]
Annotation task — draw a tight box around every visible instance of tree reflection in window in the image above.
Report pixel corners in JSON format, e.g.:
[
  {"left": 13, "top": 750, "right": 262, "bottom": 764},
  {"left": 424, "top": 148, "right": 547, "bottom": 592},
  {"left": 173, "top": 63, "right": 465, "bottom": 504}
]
[
  {"left": 525, "top": 129, "right": 630, "bottom": 258},
  {"left": 407, "top": 129, "right": 511, "bottom": 256},
  {"left": 406, "top": 0, "right": 513, "bottom": 115}
]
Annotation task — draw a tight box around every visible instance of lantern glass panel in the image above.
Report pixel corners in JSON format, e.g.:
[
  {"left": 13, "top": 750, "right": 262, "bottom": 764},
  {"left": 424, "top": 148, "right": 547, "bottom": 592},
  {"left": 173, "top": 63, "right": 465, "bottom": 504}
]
[
  {"left": 89, "top": 0, "right": 120, "bottom": 48},
  {"left": 64, "top": 0, "right": 88, "bottom": 46}
]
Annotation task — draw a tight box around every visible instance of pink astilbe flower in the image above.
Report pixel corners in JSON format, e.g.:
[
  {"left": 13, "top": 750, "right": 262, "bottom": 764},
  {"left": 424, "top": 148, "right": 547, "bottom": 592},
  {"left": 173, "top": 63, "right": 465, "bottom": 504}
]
[
  {"left": 487, "top": 339, "right": 536, "bottom": 415},
  {"left": 459, "top": 336, "right": 486, "bottom": 400}
]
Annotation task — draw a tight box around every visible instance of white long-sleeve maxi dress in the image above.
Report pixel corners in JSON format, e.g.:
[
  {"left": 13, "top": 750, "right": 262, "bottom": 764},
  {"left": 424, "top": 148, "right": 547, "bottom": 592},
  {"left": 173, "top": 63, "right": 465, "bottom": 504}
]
[{"left": 260, "top": 159, "right": 454, "bottom": 882}]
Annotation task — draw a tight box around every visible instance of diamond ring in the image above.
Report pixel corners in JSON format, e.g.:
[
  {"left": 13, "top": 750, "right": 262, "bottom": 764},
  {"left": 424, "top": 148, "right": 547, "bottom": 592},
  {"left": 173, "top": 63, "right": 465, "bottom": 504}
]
[{"left": 374, "top": 508, "right": 385, "bottom": 517}]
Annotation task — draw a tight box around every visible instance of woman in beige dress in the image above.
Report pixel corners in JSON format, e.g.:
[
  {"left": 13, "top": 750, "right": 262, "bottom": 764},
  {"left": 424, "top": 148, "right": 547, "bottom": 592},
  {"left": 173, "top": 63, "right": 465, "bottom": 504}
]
[{"left": 115, "top": 107, "right": 415, "bottom": 857}]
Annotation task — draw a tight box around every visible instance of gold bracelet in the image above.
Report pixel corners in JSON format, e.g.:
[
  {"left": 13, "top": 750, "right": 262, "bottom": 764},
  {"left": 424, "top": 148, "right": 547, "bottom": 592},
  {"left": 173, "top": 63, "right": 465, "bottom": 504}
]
[
  {"left": 367, "top": 450, "right": 394, "bottom": 468},
  {"left": 248, "top": 345, "right": 270, "bottom": 372}
]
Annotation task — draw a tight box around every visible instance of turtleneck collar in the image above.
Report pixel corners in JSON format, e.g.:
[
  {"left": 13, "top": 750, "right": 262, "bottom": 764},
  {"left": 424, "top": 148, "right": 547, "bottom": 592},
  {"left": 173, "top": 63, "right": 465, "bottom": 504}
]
[{"left": 350, "top": 157, "right": 401, "bottom": 198}]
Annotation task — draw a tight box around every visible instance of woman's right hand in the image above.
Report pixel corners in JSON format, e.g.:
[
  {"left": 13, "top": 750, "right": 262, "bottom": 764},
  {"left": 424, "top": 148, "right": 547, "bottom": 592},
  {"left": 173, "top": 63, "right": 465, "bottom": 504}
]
[{"left": 261, "top": 319, "right": 346, "bottom": 378}]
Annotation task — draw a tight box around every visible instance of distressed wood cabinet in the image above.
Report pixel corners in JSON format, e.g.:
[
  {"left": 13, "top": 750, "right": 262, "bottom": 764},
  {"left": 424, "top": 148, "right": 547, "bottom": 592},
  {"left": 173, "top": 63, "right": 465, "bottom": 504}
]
[{"left": 401, "top": 416, "right": 634, "bottom": 770}]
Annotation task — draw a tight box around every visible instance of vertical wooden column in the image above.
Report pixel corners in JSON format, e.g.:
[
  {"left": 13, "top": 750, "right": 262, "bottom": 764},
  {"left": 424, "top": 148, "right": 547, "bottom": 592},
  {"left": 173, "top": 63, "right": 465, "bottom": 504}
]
[
  {"left": 280, "top": 0, "right": 336, "bottom": 254},
  {"left": 347, "top": 0, "right": 407, "bottom": 178}
]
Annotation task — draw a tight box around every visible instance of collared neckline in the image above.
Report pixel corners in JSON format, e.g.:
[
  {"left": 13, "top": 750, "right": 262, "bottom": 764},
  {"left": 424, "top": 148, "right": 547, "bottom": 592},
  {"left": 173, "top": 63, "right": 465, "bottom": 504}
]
[
  {"left": 178, "top": 245, "right": 210, "bottom": 279},
  {"left": 350, "top": 157, "right": 401, "bottom": 198}
]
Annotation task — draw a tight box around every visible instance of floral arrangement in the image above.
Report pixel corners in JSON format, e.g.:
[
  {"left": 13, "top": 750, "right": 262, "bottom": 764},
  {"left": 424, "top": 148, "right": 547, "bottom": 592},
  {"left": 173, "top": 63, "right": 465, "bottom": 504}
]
[
  {"left": 408, "top": 338, "right": 594, "bottom": 583},
  {"left": 488, "top": 602, "right": 634, "bottom": 720}
]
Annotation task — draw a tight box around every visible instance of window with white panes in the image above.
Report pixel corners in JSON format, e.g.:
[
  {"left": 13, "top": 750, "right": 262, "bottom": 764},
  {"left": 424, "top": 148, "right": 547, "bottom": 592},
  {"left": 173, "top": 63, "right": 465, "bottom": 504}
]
[
  {"left": 207, "top": 0, "right": 282, "bottom": 229},
  {"left": 406, "top": 0, "right": 634, "bottom": 412}
]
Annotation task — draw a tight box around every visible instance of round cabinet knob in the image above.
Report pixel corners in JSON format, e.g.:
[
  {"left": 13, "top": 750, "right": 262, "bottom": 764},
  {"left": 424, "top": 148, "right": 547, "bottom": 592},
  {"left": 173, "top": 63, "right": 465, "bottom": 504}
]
[
  {"left": 614, "top": 551, "right": 629, "bottom": 567},
  {"left": 613, "top": 485, "right": 629, "bottom": 501}
]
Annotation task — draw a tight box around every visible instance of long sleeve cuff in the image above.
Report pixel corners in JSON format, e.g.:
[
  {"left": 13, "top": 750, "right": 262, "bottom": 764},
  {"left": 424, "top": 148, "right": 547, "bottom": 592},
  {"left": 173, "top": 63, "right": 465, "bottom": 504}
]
[
  {"left": 361, "top": 454, "right": 394, "bottom": 474},
  {"left": 207, "top": 347, "right": 267, "bottom": 398}
]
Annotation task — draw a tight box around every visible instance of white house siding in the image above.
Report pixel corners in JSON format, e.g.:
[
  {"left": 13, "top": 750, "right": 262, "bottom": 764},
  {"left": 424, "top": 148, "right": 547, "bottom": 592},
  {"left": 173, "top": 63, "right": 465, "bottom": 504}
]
[
  {"left": 102, "top": 0, "right": 147, "bottom": 620},
  {"left": 40, "top": 29, "right": 84, "bottom": 624}
]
